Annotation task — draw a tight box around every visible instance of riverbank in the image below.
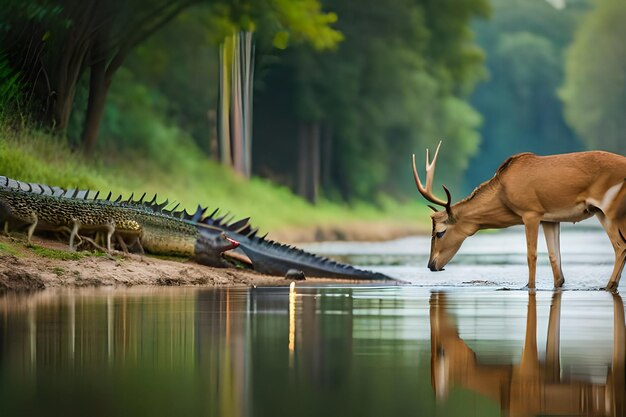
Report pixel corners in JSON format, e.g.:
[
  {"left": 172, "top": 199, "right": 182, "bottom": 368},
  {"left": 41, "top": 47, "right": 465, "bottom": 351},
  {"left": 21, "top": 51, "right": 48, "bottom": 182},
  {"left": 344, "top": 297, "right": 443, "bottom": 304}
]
[
  {"left": 0, "top": 128, "right": 430, "bottom": 234},
  {"left": 0, "top": 230, "right": 406, "bottom": 292},
  {"left": 270, "top": 220, "right": 427, "bottom": 243},
  {"left": 0, "top": 128, "right": 428, "bottom": 292}
]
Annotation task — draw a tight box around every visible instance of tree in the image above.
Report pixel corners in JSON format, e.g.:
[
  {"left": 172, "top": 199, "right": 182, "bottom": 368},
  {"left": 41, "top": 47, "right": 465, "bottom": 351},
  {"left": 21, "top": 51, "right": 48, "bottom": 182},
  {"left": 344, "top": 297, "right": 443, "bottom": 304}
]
[
  {"left": 1, "top": 0, "right": 342, "bottom": 156},
  {"left": 253, "top": 0, "right": 489, "bottom": 203},
  {"left": 560, "top": 0, "right": 626, "bottom": 153},
  {"left": 467, "top": 0, "right": 586, "bottom": 189},
  {"left": 1, "top": 0, "right": 198, "bottom": 152},
  {"left": 217, "top": 0, "right": 343, "bottom": 178}
]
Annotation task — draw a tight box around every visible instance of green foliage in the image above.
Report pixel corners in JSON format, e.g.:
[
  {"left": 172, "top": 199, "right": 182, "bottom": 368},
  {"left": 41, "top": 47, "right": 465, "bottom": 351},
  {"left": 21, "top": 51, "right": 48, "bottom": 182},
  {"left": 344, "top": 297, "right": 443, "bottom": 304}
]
[
  {"left": 560, "top": 0, "right": 626, "bottom": 153},
  {"left": 0, "top": 0, "right": 342, "bottom": 156},
  {"left": 496, "top": 32, "right": 560, "bottom": 99},
  {"left": 51, "top": 266, "right": 65, "bottom": 276},
  {"left": 0, "top": 126, "right": 428, "bottom": 232},
  {"left": 30, "top": 245, "right": 89, "bottom": 261},
  {"left": 0, "top": 240, "right": 21, "bottom": 257},
  {"left": 98, "top": 67, "right": 199, "bottom": 169},
  {"left": 0, "top": 54, "right": 24, "bottom": 121},
  {"left": 0, "top": 1, "right": 67, "bottom": 124},
  {"left": 267, "top": 0, "right": 344, "bottom": 50},
  {"left": 124, "top": 7, "right": 221, "bottom": 153},
  {"left": 0, "top": 0, "right": 64, "bottom": 32},
  {"left": 254, "top": 0, "right": 488, "bottom": 201},
  {"left": 467, "top": 0, "right": 586, "bottom": 189},
  {"left": 0, "top": 127, "right": 108, "bottom": 190},
  {"left": 0, "top": 0, "right": 70, "bottom": 123}
]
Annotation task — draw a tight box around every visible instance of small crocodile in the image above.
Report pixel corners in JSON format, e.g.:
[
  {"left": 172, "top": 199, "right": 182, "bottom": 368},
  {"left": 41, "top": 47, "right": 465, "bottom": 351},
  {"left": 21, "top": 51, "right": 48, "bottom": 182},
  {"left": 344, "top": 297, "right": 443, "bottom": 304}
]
[
  {"left": 0, "top": 176, "right": 393, "bottom": 281},
  {"left": 0, "top": 177, "right": 239, "bottom": 267}
]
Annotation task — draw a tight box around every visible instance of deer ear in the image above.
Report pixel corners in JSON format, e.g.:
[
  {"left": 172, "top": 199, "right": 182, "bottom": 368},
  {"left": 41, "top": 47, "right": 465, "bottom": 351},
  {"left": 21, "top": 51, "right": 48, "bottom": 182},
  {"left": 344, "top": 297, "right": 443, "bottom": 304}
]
[{"left": 428, "top": 205, "right": 438, "bottom": 212}]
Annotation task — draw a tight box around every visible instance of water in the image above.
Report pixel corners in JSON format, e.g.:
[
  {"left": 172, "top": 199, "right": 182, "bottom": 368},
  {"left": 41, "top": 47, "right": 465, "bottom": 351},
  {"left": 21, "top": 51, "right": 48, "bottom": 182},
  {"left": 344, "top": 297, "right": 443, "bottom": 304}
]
[
  {"left": 1, "top": 224, "right": 624, "bottom": 417},
  {"left": 303, "top": 223, "right": 616, "bottom": 289}
]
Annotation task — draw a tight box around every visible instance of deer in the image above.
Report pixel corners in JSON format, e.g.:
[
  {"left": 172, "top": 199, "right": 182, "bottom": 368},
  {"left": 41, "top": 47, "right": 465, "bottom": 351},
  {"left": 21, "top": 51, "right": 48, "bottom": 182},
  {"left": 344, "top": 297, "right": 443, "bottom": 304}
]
[
  {"left": 412, "top": 142, "right": 626, "bottom": 291},
  {"left": 430, "top": 291, "right": 626, "bottom": 417}
]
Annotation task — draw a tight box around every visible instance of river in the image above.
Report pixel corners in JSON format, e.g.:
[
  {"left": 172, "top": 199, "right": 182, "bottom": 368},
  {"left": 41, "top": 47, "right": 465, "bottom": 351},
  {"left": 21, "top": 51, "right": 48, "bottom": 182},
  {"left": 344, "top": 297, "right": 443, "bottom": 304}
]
[{"left": 1, "top": 223, "right": 624, "bottom": 417}]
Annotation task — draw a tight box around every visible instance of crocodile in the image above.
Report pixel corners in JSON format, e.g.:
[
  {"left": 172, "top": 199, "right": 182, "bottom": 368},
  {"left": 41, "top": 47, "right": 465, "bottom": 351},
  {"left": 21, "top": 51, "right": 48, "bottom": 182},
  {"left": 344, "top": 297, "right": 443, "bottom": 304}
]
[
  {"left": 0, "top": 176, "right": 239, "bottom": 267},
  {"left": 0, "top": 176, "right": 393, "bottom": 281}
]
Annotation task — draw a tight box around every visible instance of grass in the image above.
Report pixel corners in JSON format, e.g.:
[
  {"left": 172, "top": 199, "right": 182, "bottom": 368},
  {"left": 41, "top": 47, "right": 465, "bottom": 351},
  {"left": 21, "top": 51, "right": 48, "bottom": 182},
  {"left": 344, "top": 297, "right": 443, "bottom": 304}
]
[
  {"left": 0, "top": 125, "right": 431, "bottom": 234},
  {"left": 51, "top": 266, "right": 65, "bottom": 276},
  {"left": 29, "top": 244, "right": 90, "bottom": 260},
  {"left": 0, "top": 240, "right": 20, "bottom": 256}
]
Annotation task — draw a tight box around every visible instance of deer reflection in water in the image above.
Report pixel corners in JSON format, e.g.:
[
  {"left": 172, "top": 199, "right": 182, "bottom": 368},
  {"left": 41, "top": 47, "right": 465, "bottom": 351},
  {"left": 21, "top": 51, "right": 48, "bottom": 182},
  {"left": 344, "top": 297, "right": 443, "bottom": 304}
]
[{"left": 430, "top": 292, "right": 626, "bottom": 417}]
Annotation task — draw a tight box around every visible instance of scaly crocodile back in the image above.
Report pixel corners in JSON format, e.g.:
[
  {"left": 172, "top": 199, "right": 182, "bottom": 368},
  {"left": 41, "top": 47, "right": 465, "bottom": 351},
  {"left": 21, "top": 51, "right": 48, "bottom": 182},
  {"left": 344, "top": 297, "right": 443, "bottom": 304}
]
[
  {"left": 183, "top": 206, "right": 392, "bottom": 280},
  {"left": 0, "top": 176, "right": 200, "bottom": 257},
  {"left": 1, "top": 176, "right": 394, "bottom": 280}
]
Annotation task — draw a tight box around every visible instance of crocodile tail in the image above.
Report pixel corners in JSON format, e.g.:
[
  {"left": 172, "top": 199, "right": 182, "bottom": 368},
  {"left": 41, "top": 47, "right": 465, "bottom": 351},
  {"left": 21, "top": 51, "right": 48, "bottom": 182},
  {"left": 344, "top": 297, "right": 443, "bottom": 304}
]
[
  {"left": 177, "top": 207, "right": 252, "bottom": 234},
  {"left": 191, "top": 205, "right": 207, "bottom": 222},
  {"left": 184, "top": 207, "right": 388, "bottom": 280},
  {"left": 1, "top": 176, "right": 64, "bottom": 195},
  {"left": 236, "top": 234, "right": 392, "bottom": 280},
  {"left": 225, "top": 217, "right": 250, "bottom": 233}
]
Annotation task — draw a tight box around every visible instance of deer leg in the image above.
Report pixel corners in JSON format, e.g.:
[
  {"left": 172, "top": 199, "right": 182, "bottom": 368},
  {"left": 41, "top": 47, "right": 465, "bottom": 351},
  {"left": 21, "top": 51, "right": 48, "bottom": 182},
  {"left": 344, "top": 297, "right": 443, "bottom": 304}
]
[
  {"left": 523, "top": 214, "right": 541, "bottom": 289},
  {"left": 519, "top": 292, "right": 539, "bottom": 376},
  {"left": 542, "top": 221, "right": 565, "bottom": 287},
  {"left": 545, "top": 291, "right": 562, "bottom": 382},
  {"left": 611, "top": 294, "right": 625, "bottom": 414},
  {"left": 597, "top": 201, "right": 626, "bottom": 291},
  {"left": 598, "top": 213, "right": 626, "bottom": 291},
  {"left": 606, "top": 247, "right": 626, "bottom": 292}
]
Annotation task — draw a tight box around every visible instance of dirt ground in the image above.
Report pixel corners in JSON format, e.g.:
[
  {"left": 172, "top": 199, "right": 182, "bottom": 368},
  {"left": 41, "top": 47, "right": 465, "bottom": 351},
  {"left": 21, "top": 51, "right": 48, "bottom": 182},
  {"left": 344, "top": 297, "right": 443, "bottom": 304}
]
[{"left": 0, "top": 221, "right": 422, "bottom": 292}]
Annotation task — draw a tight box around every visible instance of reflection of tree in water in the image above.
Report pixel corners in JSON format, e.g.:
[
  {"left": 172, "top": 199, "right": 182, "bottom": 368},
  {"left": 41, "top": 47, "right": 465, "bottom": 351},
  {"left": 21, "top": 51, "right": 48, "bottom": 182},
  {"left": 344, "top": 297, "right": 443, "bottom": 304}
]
[
  {"left": 196, "top": 288, "right": 249, "bottom": 417},
  {"left": 0, "top": 290, "right": 207, "bottom": 416},
  {"left": 249, "top": 287, "right": 355, "bottom": 384},
  {"left": 249, "top": 287, "right": 355, "bottom": 412},
  {"left": 297, "top": 288, "right": 354, "bottom": 388},
  {"left": 1, "top": 291, "right": 198, "bottom": 370},
  {"left": 430, "top": 291, "right": 626, "bottom": 417}
]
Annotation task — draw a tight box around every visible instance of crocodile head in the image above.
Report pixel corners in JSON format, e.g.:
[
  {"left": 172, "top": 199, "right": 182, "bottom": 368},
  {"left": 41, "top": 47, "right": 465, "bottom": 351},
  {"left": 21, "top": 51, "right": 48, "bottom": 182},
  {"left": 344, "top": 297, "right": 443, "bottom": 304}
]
[{"left": 194, "top": 229, "right": 240, "bottom": 268}]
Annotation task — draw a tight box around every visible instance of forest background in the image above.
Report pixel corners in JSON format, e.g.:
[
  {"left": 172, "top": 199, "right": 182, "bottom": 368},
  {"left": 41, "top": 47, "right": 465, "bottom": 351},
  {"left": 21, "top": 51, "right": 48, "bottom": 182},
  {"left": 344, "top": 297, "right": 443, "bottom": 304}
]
[{"left": 0, "top": 0, "right": 624, "bottom": 236}]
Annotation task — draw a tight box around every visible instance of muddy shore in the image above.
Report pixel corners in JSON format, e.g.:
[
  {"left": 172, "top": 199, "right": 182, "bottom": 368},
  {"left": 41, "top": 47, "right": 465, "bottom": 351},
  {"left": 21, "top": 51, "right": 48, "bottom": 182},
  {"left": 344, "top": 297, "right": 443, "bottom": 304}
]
[{"left": 0, "top": 221, "right": 422, "bottom": 292}]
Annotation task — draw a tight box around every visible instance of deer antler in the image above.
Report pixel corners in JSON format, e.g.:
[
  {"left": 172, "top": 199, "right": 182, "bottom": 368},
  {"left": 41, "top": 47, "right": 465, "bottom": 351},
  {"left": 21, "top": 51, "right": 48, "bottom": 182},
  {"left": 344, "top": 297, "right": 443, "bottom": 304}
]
[{"left": 412, "top": 141, "right": 452, "bottom": 213}]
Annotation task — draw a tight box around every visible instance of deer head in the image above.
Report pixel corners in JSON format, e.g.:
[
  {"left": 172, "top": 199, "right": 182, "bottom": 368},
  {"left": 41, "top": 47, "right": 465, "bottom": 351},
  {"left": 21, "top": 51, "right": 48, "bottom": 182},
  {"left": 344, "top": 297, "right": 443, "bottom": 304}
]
[{"left": 412, "top": 142, "right": 467, "bottom": 271}]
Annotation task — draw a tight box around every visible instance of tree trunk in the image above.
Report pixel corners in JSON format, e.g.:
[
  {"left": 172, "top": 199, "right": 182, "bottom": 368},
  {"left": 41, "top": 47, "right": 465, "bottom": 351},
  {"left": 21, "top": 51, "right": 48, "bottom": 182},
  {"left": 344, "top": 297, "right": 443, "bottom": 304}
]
[
  {"left": 48, "top": 2, "right": 98, "bottom": 133},
  {"left": 49, "top": 36, "right": 89, "bottom": 133},
  {"left": 52, "top": 78, "right": 77, "bottom": 133},
  {"left": 321, "top": 126, "right": 333, "bottom": 193},
  {"left": 298, "top": 124, "right": 308, "bottom": 200},
  {"left": 81, "top": 58, "right": 111, "bottom": 156},
  {"left": 207, "top": 110, "right": 219, "bottom": 161},
  {"left": 231, "top": 34, "right": 244, "bottom": 174},
  {"left": 217, "top": 32, "right": 255, "bottom": 177},
  {"left": 218, "top": 37, "right": 232, "bottom": 166},
  {"left": 297, "top": 122, "right": 321, "bottom": 204}
]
